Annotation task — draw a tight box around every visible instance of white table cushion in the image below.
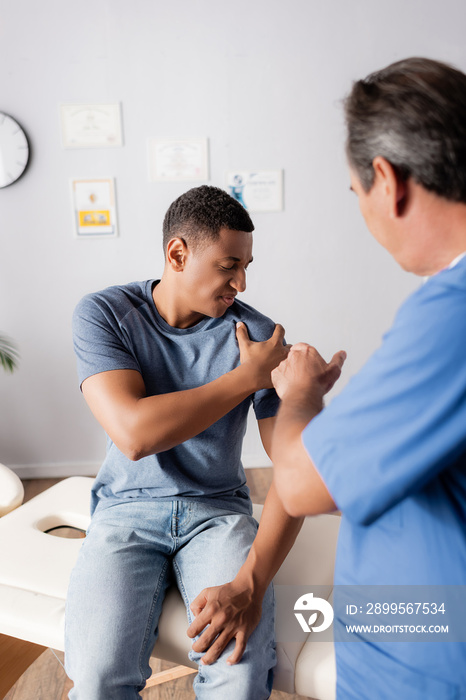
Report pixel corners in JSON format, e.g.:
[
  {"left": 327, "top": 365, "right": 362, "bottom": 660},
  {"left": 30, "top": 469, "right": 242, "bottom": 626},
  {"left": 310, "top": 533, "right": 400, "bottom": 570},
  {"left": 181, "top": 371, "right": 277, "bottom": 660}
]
[
  {"left": 0, "top": 477, "right": 339, "bottom": 697},
  {"left": 0, "top": 463, "right": 24, "bottom": 516},
  {"left": 0, "top": 477, "right": 91, "bottom": 599}
]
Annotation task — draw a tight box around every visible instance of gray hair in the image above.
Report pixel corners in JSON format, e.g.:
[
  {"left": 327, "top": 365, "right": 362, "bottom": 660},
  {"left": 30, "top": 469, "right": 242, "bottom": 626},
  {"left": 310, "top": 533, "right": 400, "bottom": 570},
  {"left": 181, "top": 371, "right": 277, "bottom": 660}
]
[{"left": 344, "top": 57, "right": 466, "bottom": 202}]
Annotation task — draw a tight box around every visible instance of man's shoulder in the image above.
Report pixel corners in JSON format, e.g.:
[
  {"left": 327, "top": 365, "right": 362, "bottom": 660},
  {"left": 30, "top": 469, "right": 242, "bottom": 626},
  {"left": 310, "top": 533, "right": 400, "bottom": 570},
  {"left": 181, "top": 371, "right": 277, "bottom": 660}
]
[
  {"left": 397, "top": 261, "right": 466, "bottom": 325},
  {"left": 227, "top": 299, "right": 276, "bottom": 341},
  {"left": 380, "top": 262, "right": 466, "bottom": 366},
  {"left": 74, "top": 280, "right": 154, "bottom": 321},
  {"left": 434, "top": 254, "right": 466, "bottom": 294}
]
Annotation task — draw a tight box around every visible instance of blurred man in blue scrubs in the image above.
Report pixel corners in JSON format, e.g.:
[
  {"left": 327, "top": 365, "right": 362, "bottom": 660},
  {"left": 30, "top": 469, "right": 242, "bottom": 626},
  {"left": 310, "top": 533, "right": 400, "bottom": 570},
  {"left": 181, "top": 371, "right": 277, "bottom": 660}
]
[{"left": 271, "top": 57, "right": 466, "bottom": 699}]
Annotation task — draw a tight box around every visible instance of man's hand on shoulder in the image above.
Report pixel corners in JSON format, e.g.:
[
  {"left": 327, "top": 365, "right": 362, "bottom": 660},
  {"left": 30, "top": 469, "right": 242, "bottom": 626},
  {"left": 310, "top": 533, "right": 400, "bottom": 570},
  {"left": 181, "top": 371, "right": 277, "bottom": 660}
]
[{"left": 236, "top": 322, "right": 290, "bottom": 390}]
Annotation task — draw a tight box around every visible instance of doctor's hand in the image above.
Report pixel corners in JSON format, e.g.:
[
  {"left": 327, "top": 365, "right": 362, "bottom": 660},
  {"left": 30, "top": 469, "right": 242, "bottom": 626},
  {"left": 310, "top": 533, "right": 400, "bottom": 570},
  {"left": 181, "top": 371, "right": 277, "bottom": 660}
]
[
  {"left": 272, "top": 343, "right": 346, "bottom": 407},
  {"left": 186, "top": 578, "right": 262, "bottom": 666}
]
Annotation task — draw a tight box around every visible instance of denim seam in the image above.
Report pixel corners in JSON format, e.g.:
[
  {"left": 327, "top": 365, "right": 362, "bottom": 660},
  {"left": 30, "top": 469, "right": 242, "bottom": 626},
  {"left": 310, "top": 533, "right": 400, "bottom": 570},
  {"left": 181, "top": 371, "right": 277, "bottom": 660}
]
[
  {"left": 137, "top": 556, "right": 170, "bottom": 683},
  {"left": 172, "top": 557, "right": 205, "bottom": 684},
  {"left": 172, "top": 557, "right": 193, "bottom": 625},
  {"left": 171, "top": 500, "right": 194, "bottom": 539}
]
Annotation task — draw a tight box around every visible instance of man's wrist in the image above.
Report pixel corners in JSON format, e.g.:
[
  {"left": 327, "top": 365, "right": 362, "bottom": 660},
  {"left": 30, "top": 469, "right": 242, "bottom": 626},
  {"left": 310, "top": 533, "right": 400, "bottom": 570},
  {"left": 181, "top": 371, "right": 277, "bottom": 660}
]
[
  {"left": 281, "top": 385, "right": 324, "bottom": 418},
  {"left": 234, "top": 556, "right": 270, "bottom": 599},
  {"left": 234, "top": 361, "right": 266, "bottom": 394}
]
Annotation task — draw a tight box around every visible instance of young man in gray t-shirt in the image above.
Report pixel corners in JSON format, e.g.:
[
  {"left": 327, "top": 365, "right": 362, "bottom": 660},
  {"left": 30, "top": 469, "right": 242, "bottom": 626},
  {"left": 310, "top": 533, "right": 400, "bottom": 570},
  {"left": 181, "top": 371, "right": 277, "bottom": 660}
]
[{"left": 66, "top": 185, "right": 302, "bottom": 699}]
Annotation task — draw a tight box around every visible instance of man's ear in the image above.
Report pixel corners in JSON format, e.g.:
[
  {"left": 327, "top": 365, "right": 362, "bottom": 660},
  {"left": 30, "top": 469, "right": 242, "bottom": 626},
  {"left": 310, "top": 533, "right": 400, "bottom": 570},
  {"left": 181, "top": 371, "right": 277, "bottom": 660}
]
[
  {"left": 372, "top": 156, "right": 408, "bottom": 218},
  {"left": 166, "top": 237, "right": 188, "bottom": 271}
]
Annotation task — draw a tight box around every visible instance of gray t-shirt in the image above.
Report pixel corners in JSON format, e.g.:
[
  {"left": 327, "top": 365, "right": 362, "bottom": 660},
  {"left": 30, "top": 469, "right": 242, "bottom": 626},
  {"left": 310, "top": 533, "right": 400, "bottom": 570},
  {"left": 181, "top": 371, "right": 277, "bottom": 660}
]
[{"left": 73, "top": 280, "right": 280, "bottom": 515}]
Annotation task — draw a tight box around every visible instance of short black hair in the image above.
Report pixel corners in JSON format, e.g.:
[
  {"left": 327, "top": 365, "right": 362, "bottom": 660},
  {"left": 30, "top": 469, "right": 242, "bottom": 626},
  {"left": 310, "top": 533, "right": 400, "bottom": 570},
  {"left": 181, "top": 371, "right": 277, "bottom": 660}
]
[
  {"left": 162, "top": 185, "right": 254, "bottom": 253},
  {"left": 345, "top": 57, "right": 466, "bottom": 202}
]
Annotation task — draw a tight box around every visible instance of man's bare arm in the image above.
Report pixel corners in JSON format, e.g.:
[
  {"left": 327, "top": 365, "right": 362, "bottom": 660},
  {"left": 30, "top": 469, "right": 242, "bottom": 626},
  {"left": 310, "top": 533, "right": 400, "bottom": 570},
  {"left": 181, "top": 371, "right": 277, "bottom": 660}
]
[
  {"left": 271, "top": 397, "right": 337, "bottom": 516},
  {"left": 82, "top": 324, "right": 287, "bottom": 460},
  {"left": 271, "top": 343, "right": 346, "bottom": 516},
  {"left": 186, "top": 414, "right": 304, "bottom": 665}
]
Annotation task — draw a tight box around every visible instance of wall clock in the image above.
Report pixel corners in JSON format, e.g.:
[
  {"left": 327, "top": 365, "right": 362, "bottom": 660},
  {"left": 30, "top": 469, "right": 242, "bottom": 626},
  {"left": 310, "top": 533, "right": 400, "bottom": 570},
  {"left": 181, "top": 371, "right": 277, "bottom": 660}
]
[{"left": 0, "top": 112, "right": 30, "bottom": 188}]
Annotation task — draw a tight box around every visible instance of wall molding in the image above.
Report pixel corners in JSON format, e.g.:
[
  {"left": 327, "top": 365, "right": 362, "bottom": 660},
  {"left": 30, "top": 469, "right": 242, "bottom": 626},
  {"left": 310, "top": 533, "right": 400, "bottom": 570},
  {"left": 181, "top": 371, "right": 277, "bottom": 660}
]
[
  {"left": 7, "top": 462, "right": 101, "bottom": 480},
  {"left": 7, "top": 455, "right": 272, "bottom": 480}
]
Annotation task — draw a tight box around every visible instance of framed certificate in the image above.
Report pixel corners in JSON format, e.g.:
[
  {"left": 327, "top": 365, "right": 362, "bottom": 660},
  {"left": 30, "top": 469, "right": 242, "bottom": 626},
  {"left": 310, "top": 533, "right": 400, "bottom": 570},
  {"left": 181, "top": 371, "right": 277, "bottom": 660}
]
[
  {"left": 60, "top": 104, "right": 123, "bottom": 149},
  {"left": 71, "top": 178, "right": 118, "bottom": 238},
  {"left": 148, "top": 138, "right": 209, "bottom": 182},
  {"left": 226, "top": 170, "right": 283, "bottom": 212}
]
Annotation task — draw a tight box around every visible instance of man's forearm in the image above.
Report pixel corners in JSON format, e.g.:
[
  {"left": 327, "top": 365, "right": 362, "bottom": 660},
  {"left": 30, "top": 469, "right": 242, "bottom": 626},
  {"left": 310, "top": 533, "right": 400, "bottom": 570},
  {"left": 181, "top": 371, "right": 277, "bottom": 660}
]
[
  {"left": 131, "top": 364, "right": 262, "bottom": 458},
  {"left": 233, "top": 481, "right": 304, "bottom": 596},
  {"left": 271, "top": 393, "right": 336, "bottom": 517},
  {"left": 83, "top": 362, "right": 261, "bottom": 461}
]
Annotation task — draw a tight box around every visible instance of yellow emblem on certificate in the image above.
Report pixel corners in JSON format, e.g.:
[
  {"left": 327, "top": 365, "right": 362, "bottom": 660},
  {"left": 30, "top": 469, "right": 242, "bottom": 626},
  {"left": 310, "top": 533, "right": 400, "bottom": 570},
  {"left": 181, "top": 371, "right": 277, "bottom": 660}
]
[{"left": 78, "top": 210, "right": 111, "bottom": 227}]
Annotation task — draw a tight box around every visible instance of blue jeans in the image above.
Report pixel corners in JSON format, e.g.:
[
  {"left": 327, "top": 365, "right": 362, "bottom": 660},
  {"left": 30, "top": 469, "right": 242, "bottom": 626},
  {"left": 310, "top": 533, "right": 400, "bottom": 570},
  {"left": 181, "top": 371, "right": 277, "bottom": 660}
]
[{"left": 65, "top": 499, "right": 276, "bottom": 699}]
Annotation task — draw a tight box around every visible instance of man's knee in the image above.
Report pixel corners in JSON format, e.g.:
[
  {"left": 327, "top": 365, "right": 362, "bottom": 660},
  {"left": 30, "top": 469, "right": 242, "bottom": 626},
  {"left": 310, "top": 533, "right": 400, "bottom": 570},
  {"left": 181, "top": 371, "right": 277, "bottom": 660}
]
[{"left": 190, "top": 636, "right": 276, "bottom": 700}]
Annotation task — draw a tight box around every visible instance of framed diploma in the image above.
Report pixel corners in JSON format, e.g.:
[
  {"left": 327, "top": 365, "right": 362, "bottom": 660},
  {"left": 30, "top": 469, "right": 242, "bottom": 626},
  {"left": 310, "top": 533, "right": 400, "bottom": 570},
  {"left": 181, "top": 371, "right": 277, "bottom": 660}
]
[
  {"left": 148, "top": 138, "right": 209, "bottom": 182},
  {"left": 60, "top": 104, "right": 123, "bottom": 148},
  {"left": 226, "top": 170, "right": 284, "bottom": 212},
  {"left": 71, "top": 178, "right": 118, "bottom": 238}
]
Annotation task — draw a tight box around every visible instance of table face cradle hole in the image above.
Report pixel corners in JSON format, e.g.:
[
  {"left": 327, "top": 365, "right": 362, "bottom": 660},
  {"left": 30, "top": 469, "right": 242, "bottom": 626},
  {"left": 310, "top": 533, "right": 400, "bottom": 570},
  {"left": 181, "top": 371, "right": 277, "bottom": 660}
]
[
  {"left": 42, "top": 525, "right": 86, "bottom": 539},
  {"left": 34, "top": 513, "right": 89, "bottom": 539}
]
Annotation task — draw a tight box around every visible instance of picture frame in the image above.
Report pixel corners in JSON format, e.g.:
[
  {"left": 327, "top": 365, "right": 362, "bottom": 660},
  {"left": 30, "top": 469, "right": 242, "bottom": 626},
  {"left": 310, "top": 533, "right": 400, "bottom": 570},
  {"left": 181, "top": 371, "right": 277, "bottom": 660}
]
[
  {"left": 71, "top": 178, "right": 118, "bottom": 238},
  {"left": 148, "top": 138, "right": 209, "bottom": 182},
  {"left": 226, "top": 170, "right": 283, "bottom": 212},
  {"left": 60, "top": 104, "right": 123, "bottom": 149}
]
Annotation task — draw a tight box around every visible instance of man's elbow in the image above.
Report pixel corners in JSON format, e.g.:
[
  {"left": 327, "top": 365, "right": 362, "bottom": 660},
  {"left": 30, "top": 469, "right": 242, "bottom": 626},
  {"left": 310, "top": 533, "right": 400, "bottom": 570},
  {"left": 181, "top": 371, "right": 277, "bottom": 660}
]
[
  {"left": 117, "top": 438, "right": 146, "bottom": 462},
  {"left": 274, "top": 466, "right": 330, "bottom": 517},
  {"left": 120, "top": 434, "right": 176, "bottom": 461},
  {"left": 274, "top": 469, "right": 307, "bottom": 516},
  {"left": 279, "top": 489, "right": 310, "bottom": 518},
  {"left": 114, "top": 426, "right": 153, "bottom": 461},
  {"left": 125, "top": 445, "right": 146, "bottom": 462},
  {"left": 117, "top": 432, "right": 171, "bottom": 461},
  {"left": 111, "top": 411, "right": 171, "bottom": 460}
]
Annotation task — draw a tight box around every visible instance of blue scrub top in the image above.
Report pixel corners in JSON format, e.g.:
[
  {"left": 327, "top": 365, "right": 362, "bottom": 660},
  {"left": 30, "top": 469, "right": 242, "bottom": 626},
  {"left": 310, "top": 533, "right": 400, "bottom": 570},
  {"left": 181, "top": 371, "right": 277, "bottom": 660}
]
[{"left": 303, "top": 257, "right": 466, "bottom": 698}]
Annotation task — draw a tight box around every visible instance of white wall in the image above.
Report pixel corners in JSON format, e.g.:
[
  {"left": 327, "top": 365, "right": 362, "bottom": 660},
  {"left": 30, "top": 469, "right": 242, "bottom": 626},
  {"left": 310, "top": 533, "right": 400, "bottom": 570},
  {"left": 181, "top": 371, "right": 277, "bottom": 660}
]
[{"left": 1, "top": 0, "right": 465, "bottom": 476}]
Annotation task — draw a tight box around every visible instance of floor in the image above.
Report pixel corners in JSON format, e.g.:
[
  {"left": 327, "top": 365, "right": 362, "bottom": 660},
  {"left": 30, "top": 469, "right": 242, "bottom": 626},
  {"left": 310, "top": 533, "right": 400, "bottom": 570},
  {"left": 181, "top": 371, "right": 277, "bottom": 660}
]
[{"left": 4, "top": 468, "right": 310, "bottom": 700}]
